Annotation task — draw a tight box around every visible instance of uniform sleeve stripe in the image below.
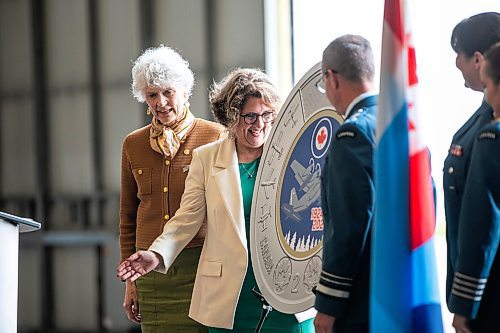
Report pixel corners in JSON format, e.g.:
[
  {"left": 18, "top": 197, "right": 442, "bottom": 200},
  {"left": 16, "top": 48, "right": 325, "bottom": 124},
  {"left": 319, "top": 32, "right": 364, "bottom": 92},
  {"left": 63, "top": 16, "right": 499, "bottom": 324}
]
[
  {"left": 451, "top": 289, "right": 483, "bottom": 302},
  {"left": 320, "top": 271, "right": 353, "bottom": 287},
  {"left": 316, "top": 283, "right": 350, "bottom": 299},
  {"left": 321, "top": 270, "right": 353, "bottom": 282},
  {"left": 453, "top": 278, "right": 486, "bottom": 290},
  {"left": 319, "top": 276, "right": 352, "bottom": 287},
  {"left": 454, "top": 276, "right": 486, "bottom": 290},
  {"left": 455, "top": 272, "right": 488, "bottom": 284},
  {"left": 452, "top": 283, "right": 485, "bottom": 296}
]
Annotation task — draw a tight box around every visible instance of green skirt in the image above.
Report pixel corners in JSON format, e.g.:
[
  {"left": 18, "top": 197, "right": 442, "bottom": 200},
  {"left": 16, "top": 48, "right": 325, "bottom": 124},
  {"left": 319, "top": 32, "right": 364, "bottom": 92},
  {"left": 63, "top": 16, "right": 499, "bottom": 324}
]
[{"left": 136, "top": 246, "right": 207, "bottom": 333}]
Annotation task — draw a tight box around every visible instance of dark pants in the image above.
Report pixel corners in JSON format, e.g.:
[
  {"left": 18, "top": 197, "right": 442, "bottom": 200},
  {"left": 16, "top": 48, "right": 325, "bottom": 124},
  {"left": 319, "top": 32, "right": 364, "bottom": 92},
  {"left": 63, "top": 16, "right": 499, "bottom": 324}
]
[{"left": 334, "top": 321, "right": 369, "bottom": 333}]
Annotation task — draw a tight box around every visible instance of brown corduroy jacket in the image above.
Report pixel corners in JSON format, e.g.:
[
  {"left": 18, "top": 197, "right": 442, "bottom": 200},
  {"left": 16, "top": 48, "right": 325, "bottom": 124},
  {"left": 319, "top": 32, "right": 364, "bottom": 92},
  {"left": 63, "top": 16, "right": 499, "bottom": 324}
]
[{"left": 119, "top": 119, "right": 225, "bottom": 260}]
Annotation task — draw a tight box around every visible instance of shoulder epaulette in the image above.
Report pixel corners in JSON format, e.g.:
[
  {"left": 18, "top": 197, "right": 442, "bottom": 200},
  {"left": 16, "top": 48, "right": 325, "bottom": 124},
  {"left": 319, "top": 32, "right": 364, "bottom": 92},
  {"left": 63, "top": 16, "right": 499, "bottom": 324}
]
[{"left": 349, "top": 108, "right": 364, "bottom": 121}]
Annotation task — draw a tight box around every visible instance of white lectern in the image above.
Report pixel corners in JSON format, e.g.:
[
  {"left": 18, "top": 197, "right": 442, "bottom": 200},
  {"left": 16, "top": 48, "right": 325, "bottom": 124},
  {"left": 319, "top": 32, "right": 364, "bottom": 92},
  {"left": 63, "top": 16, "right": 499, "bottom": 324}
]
[{"left": 0, "top": 211, "right": 41, "bottom": 333}]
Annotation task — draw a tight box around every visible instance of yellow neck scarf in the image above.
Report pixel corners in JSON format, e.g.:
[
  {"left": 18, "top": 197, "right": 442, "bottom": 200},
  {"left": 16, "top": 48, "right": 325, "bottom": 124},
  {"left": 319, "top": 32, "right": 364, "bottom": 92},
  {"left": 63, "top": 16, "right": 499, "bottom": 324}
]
[{"left": 149, "top": 105, "right": 195, "bottom": 158}]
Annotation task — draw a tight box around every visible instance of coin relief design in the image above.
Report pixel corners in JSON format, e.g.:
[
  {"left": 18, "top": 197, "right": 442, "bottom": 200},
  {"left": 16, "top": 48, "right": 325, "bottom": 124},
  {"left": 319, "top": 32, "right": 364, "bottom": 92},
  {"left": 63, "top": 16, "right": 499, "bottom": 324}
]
[{"left": 250, "top": 63, "right": 343, "bottom": 313}]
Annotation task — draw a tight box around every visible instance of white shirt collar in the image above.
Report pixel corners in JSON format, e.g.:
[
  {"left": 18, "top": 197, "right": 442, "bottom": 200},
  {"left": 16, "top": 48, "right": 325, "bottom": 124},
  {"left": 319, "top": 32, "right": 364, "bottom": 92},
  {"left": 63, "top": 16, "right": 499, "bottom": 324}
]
[{"left": 345, "top": 91, "right": 377, "bottom": 118}]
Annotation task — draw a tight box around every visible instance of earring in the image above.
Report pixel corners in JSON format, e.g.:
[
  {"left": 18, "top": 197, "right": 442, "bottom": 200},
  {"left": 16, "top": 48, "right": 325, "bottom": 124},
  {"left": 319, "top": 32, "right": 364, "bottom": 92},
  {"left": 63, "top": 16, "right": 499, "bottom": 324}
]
[{"left": 147, "top": 106, "right": 152, "bottom": 115}]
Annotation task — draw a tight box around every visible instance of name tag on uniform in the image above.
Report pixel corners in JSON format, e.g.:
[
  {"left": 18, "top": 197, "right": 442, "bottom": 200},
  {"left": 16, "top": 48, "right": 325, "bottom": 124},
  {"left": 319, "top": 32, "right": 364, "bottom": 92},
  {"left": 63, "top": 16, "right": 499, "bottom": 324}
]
[
  {"left": 478, "top": 131, "right": 496, "bottom": 140},
  {"left": 336, "top": 130, "right": 356, "bottom": 139},
  {"left": 449, "top": 144, "right": 463, "bottom": 157}
]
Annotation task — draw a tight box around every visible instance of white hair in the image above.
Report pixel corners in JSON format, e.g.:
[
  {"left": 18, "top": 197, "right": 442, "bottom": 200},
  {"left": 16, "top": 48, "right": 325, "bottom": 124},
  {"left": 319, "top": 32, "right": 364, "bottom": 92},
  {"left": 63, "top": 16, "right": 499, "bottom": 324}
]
[{"left": 131, "top": 45, "right": 194, "bottom": 102}]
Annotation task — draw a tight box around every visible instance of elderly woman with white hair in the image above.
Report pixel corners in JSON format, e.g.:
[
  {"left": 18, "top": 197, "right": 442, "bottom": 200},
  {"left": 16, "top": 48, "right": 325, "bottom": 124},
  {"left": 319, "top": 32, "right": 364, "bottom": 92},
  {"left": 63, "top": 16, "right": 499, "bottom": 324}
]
[{"left": 119, "top": 45, "right": 224, "bottom": 332}]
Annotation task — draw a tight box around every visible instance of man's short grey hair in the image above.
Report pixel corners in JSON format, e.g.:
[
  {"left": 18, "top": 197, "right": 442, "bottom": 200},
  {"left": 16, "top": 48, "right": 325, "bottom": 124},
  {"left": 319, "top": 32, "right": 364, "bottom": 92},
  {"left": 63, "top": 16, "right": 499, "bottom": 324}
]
[
  {"left": 322, "top": 34, "right": 375, "bottom": 83},
  {"left": 131, "top": 45, "right": 194, "bottom": 102}
]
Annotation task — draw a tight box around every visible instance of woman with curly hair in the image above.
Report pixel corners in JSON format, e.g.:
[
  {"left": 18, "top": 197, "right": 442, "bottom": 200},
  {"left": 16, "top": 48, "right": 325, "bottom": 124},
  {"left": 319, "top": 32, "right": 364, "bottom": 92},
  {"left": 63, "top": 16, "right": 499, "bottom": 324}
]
[{"left": 118, "top": 68, "right": 315, "bottom": 332}]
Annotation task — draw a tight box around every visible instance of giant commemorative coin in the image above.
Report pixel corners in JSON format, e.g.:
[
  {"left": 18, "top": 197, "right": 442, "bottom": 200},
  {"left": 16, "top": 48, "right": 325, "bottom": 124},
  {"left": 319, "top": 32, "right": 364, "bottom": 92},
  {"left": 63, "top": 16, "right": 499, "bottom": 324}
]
[{"left": 250, "top": 63, "right": 343, "bottom": 313}]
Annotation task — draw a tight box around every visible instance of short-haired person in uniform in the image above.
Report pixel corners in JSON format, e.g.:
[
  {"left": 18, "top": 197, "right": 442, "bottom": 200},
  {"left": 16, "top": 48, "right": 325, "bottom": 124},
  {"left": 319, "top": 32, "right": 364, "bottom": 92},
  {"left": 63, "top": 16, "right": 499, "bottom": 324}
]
[
  {"left": 443, "top": 12, "right": 500, "bottom": 328},
  {"left": 313, "top": 34, "right": 377, "bottom": 333},
  {"left": 119, "top": 45, "right": 224, "bottom": 332},
  {"left": 449, "top": 42, "right": 500, "bottom": 333},
  {"left": 118, "top": 68, "right": 316, "bottom": 332}
]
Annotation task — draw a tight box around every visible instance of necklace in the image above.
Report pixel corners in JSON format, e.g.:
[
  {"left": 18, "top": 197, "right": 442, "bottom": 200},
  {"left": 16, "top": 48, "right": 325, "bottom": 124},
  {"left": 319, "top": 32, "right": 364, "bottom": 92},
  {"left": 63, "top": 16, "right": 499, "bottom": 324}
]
[{"left": 240, "top": 163, "right": 256, "bottom": 179}]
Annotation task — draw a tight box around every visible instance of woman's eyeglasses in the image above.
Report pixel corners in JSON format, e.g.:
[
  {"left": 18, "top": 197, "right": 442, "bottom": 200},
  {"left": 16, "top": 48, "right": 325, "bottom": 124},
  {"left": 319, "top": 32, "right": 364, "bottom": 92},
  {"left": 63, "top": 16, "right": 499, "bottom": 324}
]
[{"left": 240, "top": 111, "right": 275, "bottom": 125}]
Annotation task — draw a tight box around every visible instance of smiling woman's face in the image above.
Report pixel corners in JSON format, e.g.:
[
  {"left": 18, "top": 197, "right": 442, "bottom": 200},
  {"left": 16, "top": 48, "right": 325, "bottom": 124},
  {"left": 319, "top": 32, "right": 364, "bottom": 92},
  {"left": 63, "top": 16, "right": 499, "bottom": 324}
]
[
  {"left": 145, "top": 86, "right": 188, "bottom": 126},
  {"left": 234, "top": 96, "right": 274, "bottom": 158}
]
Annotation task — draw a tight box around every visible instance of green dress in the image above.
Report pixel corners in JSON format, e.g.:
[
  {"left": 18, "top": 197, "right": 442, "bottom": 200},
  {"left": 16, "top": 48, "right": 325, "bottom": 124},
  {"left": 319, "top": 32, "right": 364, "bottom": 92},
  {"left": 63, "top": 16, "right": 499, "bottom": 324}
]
[{"left": 209, "top": 158, "right": 314, "bottom": 333}]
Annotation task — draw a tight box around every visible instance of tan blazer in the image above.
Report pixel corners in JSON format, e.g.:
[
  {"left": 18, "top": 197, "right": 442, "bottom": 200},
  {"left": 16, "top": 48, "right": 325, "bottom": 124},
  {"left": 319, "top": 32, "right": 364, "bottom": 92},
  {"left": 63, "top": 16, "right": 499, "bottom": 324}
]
[{"left": 149, "top": 138, "right": 314, "bottom": 329}]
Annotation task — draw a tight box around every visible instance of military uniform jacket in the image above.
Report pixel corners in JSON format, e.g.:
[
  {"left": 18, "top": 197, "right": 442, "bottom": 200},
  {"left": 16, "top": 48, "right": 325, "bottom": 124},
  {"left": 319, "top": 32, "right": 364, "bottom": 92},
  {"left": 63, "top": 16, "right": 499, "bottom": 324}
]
[
  {"left": 449, "top": 121, "right": 500, "bottom": 327},
  {"left": 444, "top": 101, "right": 494, "bottom": 306},
  {"left": 315, "top": 95, "right": 377, "bottom": 324}
]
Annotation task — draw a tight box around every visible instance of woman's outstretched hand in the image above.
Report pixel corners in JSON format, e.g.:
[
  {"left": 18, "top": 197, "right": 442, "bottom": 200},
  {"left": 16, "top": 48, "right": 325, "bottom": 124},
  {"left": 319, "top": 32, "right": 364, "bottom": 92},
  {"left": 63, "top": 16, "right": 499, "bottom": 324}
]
[{"left": 117, "top": 250, "right": 161, "bottom": 282}]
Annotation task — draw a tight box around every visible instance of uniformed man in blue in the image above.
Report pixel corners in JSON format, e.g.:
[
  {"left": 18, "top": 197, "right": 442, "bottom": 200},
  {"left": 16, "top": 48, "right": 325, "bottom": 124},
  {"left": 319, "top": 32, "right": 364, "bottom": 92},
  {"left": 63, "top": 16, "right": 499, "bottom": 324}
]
[
  {"left": 444, "top": 12, "right": 500, "bottom": 329},
  {"left": 313, "top": 34, "right": 377, "bottom": 333},
  {"left": 450, "top": 42, "right": 500, "bottom": 333}
]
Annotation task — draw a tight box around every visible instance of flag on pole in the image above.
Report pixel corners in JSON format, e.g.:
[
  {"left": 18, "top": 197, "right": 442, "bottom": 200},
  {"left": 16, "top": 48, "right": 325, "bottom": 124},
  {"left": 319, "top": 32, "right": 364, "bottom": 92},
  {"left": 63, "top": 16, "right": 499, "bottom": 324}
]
[{"left": 370, "top": 0, "right": 444, "bottom": 332}]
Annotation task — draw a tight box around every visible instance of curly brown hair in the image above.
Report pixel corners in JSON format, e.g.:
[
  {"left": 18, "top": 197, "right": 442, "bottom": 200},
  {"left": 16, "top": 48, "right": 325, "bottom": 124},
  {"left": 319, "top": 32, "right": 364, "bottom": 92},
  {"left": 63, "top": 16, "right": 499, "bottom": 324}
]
[{"left": 209, "top": 68, "right": 282, "bottom": 136}]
